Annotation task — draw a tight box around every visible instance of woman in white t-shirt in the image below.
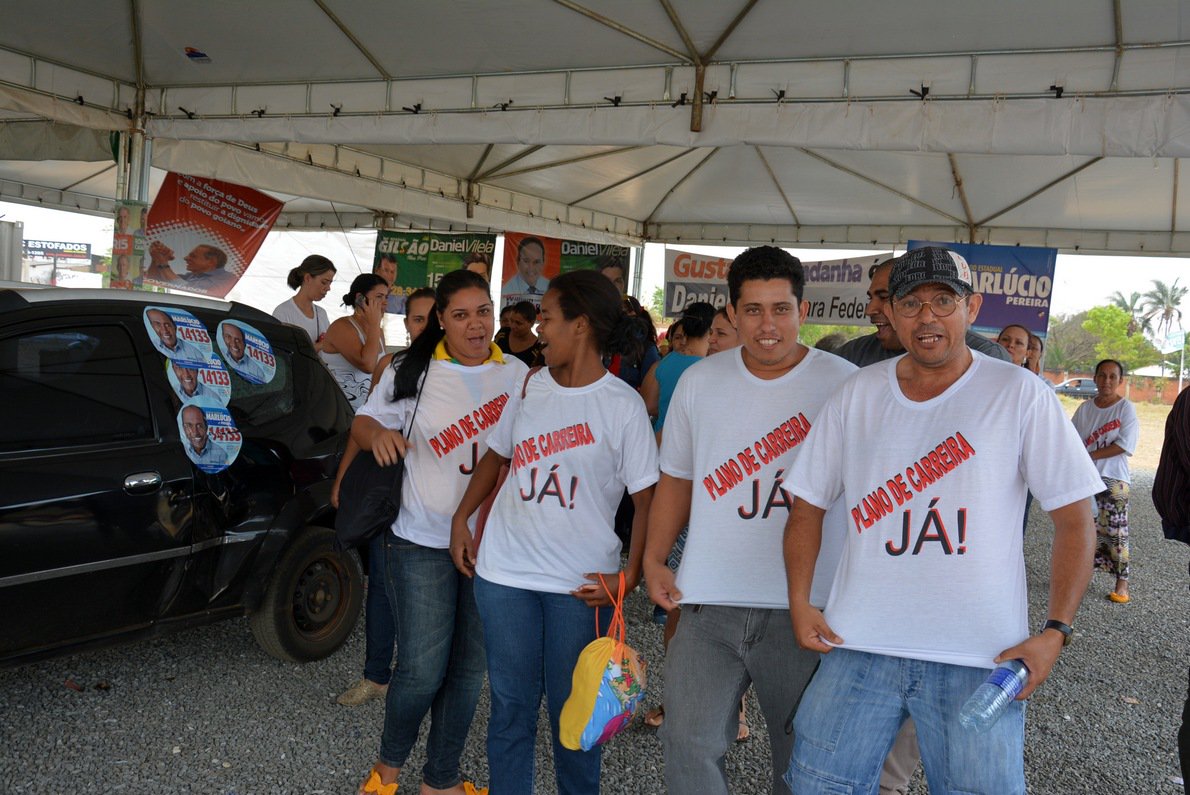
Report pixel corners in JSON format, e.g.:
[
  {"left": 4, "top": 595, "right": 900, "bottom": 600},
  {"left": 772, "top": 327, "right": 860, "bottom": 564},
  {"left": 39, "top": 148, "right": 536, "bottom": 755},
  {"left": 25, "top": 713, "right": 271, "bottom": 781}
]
[
  {"left": 271, "top": 255, "right": 335, "bottom": 351},
  {"left": 321, "top": 274, "right": 386, "bottom": 410},
  {"left": 1071, "top": 358, "right": 1140, "bottom": 603},
  {"left": 353, "top": 269, "right": 527, "bottom": 795},
  {"left": 450, "top": 269, "right": 659, "bottom": 795}
]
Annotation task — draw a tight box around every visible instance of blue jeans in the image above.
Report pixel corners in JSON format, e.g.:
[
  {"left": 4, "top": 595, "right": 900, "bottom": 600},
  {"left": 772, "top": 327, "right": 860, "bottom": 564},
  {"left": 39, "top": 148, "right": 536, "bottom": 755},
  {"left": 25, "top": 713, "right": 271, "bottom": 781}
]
[
  {"left": 364, "top": 532, "right": 395, "bottom": 685},
  {"left": 660, "top": 604, "right": 818, "bottom": 795},
  {"left": 787, "top": 648, "right": 1026, "bottom": 795},
  {"left": 473, "top": 576, "right": 611, "bottom": 795},
  {"left": 379, "top": 537, "right": 486, "bottom": 789}
]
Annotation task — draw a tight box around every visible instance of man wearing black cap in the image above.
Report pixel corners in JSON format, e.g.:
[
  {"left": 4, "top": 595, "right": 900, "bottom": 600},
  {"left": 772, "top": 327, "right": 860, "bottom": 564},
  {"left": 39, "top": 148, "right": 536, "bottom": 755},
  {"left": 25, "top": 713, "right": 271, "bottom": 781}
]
[
  {"left": 835, "top": 256, "right": 1010, "bottom": 368},
  {"left": 782, "top": 246, "right": 1102, "bottom": 794}
]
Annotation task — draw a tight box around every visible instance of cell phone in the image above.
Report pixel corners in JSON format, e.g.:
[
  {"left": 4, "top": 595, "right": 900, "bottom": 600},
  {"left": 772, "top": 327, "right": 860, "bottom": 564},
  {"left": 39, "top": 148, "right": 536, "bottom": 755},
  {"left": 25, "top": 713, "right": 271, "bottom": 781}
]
[{"left": 354, "top": 295, "right": 367, "bottom": 310}]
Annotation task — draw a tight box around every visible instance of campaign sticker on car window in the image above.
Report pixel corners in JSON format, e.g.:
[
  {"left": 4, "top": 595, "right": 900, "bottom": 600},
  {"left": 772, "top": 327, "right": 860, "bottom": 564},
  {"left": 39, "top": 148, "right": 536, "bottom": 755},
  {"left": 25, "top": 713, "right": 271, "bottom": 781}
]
[
  {"left": 166, "top": 354, "right": 231, "bottom": 407},
  {"left": 216, "top": 320, "right": 275, "bottom": 385},
  {"left": 144, "top": 306, "right": 213, "bottom": 367},
  {"left": 178, "top": 403, "right": 241, "bottom": 473}
]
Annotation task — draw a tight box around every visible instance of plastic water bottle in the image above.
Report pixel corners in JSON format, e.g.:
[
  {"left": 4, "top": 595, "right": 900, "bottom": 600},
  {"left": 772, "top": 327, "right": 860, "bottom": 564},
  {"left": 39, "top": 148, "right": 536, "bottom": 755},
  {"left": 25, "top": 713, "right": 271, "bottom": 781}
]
[{"left": 958, "top": 659, "right": 1029, "bottom": 733}]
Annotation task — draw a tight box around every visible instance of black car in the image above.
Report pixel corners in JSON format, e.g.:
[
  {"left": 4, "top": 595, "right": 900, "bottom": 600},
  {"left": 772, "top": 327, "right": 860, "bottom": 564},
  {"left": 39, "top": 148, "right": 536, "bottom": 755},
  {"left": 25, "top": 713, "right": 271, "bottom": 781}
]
[
  {"left": 0, "top": 286, "right": 362, "bottom": 668},
  {"left": 1053, "top": 378, "right": 1098, "bottom": 399}
]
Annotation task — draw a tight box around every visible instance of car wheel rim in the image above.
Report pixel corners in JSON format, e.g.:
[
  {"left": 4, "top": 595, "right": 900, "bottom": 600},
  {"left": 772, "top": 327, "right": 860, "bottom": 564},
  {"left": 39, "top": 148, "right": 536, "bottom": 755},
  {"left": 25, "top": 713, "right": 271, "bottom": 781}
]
[{"left": 291, "top": 556, "right": 347, "bottom": 638}]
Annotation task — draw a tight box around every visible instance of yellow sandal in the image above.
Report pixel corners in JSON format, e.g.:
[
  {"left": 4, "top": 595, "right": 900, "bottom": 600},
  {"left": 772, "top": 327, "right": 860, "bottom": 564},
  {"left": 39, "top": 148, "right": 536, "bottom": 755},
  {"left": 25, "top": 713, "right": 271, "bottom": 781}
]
[{"left": 360, "top": 768, "right": 398, "bottom": 795}]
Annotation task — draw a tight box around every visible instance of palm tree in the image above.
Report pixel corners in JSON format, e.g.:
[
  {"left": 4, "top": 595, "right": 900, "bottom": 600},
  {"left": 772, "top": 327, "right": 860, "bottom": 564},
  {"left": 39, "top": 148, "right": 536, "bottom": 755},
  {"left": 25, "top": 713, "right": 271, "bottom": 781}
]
[
  {"left": 1107, "top": 290, "right": 1148, "bottom": 335},
  {"left": 1140, "top": 278, "right": 1189, "bottom": 339}
]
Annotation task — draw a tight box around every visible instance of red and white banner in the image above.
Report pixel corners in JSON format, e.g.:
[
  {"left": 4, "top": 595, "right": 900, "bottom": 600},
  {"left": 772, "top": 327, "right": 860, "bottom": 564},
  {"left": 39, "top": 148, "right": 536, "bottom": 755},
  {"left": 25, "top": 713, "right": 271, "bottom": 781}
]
[{"left": 141, "top": 173, "right": 282, "bottom": 298}]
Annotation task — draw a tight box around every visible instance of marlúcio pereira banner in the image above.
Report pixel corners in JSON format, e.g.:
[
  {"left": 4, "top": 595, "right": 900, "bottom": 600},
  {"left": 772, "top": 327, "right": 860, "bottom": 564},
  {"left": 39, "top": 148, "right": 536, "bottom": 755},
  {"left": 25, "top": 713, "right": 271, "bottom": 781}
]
[
  {"left": 663, "top": 247, "right": 889, "bottom": 325},
  {"left": 141, "top": 173, "right": 283, "bottom": 299},
  {"left": 373, "top": 231, "right": 497, "bottom": 314},
  {"left": 908, "top": 241, "right": 1057, "bottom": 339},
  {"left": 501, "top": 232, "right": 630, "bottom": 309}
]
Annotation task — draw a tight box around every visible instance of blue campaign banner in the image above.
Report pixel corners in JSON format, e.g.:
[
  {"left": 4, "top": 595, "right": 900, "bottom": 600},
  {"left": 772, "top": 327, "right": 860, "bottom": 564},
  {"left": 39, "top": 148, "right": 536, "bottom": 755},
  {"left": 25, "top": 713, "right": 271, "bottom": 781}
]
[{"left": 907, "top": 241, "right": 1057, "bottom": 338}]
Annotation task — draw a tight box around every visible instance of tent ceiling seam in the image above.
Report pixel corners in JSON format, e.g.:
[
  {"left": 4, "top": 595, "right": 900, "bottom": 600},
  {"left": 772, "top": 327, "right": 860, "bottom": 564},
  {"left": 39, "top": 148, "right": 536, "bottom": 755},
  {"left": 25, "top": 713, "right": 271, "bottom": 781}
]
[
  {"left": 798, "top": 148, "right": 967, "bottom": 226},
  {"left": 755, "top": 145, "right": 801, "bottom": 227},
  {"left": 643, "top": 147, "right": 719, "bottom": 227}
]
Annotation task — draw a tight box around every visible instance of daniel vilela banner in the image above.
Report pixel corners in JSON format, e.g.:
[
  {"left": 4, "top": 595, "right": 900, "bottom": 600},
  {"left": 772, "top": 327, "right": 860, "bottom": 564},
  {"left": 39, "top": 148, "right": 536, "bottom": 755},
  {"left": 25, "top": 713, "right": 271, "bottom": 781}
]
[
  {"left": 373, "top": 230, "right": 497, "bottom": 313},
  {"left": 501, "top": 233, "right": 630, "bottom": 309}
]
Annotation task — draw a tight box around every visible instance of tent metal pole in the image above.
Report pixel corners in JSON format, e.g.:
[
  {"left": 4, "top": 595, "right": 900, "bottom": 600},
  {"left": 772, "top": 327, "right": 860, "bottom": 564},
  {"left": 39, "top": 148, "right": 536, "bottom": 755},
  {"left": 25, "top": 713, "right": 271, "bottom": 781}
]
[
  {"left": 571, "top": 149, "right": 698, "bottom": 205},
  {"left": 495, "top": 146, "right": 644, "bottom": 179},
  {"left": 312, "top": 0, "right": 392, "bottom": 80},
  {"left": 1110, "top": 0, "right": 1124, "bottom": 92},
  {"left": 755, "top": 146, "right": 801, "bottom": 227},
  {"left": 631, "top": 243, "right": 645, "bottom": 300},
  {"left": 975, "top": 157, "right": 1104, "bottom": 226},
  {"left": 659, "top": 0, "right": 701, "bottom": 66},
  {"left": 644, "top": 148, "right": 719, "bottom": 226},
  {"left": 476, "top": 146, "right": 545, "bottom": 181},
  {"left": 703, "top": 0, "right": 761, "bottom": 62},
  {"left": 948, "top": 154, "right": 976, "bottom": 242},
  {"left": 798, "top": 148, "right": 968, "bottom": 226},
  {"left": 1171, "top": 159, "right": 1179, "bottom": 245},
  {"left": 115, "top": 133, "right": 128, "bottom": 202},
  {"left": 551, "top": 0, "right": 691, "bottom": 62}
]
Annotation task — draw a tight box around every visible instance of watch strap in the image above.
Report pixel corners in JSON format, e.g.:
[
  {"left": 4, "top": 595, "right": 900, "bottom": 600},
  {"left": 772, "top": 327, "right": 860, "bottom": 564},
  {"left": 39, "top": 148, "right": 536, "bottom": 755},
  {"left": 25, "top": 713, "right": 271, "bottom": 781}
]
[{"left": 1041, "top": 619, "right": 1073, "bottom": 646}]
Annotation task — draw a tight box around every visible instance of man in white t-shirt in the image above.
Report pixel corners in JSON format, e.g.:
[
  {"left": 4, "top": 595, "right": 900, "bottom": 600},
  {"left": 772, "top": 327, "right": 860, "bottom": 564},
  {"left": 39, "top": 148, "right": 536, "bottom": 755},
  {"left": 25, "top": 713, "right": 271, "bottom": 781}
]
[
  {"left": 644, "top": 246, "right": 857, "bottom": 795},
  {"left": 784, "top": 246, "right": 1102, "bottom": 795}
]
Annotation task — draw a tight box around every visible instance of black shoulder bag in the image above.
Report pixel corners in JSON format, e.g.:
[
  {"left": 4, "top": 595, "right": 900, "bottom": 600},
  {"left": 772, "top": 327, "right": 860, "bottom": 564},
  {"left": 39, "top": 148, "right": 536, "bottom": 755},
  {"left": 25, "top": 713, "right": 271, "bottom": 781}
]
[{"left": 333, "top": 373, "right": 426, "bottom": 551}]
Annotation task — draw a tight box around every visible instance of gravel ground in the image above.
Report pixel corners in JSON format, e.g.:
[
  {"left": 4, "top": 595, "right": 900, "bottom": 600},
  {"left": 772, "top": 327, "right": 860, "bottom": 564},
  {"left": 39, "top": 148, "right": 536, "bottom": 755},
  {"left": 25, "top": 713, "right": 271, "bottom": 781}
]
[{"left": 1, "top": 472, "right": 1186, "bottom": 794}]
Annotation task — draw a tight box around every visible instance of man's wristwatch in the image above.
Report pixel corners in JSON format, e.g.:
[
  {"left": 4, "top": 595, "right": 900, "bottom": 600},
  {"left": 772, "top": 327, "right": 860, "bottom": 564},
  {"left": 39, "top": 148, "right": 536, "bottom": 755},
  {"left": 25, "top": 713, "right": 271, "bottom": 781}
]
[{"left": 1041, "top": 619, "right": 1074, "bottom": 646}]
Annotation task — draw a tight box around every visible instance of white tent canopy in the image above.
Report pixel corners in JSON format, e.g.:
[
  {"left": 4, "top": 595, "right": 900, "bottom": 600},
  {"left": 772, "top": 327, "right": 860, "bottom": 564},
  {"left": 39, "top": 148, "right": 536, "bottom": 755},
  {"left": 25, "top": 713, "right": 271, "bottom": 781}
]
[{"left": 1, "top": 1, "right": 1188, "bottom": 253}]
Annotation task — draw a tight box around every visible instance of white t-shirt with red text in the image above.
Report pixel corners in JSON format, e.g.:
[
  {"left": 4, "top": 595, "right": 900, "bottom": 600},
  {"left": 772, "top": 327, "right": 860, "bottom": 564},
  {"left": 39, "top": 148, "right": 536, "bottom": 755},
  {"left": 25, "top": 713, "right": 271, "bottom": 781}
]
[
  {"left": 661, "top": 347, "right": 858, "bottom": 609},
  {"left": 1071, "top": 397, "right": 1139, "bottom": 484},
  {"left": 358, "top": 356, "right": 529, "bottom": 548},
  {"left": 477, "top": 369, "right": 659, "bottom": 594},
  {"left": 789, "top": 352, "right": 1103, "bottom": 669}
]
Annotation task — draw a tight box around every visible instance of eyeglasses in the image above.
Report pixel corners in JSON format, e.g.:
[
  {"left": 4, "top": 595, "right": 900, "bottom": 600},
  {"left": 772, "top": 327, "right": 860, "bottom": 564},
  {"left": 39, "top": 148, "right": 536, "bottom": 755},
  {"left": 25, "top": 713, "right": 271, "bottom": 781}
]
[{"left": 892, "top": 293, "right": 965, "bottom": 318}]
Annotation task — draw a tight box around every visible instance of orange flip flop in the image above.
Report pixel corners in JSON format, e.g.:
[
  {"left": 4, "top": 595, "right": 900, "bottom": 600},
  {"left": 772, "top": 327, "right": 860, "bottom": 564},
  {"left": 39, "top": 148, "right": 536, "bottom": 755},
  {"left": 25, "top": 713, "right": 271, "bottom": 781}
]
[
  {"left": 1107, "top": 591, "right": 1130, "bottom": 604},
  {"left": 360, "top": 768, "right": 398, "bottom": 795}
]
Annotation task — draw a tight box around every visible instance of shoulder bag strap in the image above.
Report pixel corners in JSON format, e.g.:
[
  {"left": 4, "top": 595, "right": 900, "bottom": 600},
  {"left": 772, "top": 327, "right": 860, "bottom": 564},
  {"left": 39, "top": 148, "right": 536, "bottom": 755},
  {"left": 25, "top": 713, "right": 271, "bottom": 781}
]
[
  {"left": 386, "top": 369, "right": 428, "bottom": 500},
  {"left": 521, "top": 365, "right": 543, "bottom": 399}
]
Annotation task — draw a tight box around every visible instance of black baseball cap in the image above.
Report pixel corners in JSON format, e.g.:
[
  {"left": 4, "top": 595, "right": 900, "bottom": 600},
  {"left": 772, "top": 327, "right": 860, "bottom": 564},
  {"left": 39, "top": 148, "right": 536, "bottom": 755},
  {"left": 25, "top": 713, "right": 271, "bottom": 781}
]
[{"left": 888, "top": 247, "right": 975, "bottom": 300}]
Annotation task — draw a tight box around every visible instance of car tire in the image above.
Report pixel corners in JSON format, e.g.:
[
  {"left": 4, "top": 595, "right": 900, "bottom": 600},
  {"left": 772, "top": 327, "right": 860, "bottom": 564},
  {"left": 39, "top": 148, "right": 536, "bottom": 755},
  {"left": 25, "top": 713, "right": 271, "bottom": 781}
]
[{"left": 249, "top": 526, "right": 364, "bottom": 663}]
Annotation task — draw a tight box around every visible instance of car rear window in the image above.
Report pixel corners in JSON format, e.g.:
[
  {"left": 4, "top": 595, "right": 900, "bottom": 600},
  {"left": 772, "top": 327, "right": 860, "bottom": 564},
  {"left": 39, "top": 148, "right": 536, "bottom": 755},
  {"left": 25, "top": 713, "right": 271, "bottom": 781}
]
[{"left": 0, "top": 325, "right": 153, "bottom": 452}]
